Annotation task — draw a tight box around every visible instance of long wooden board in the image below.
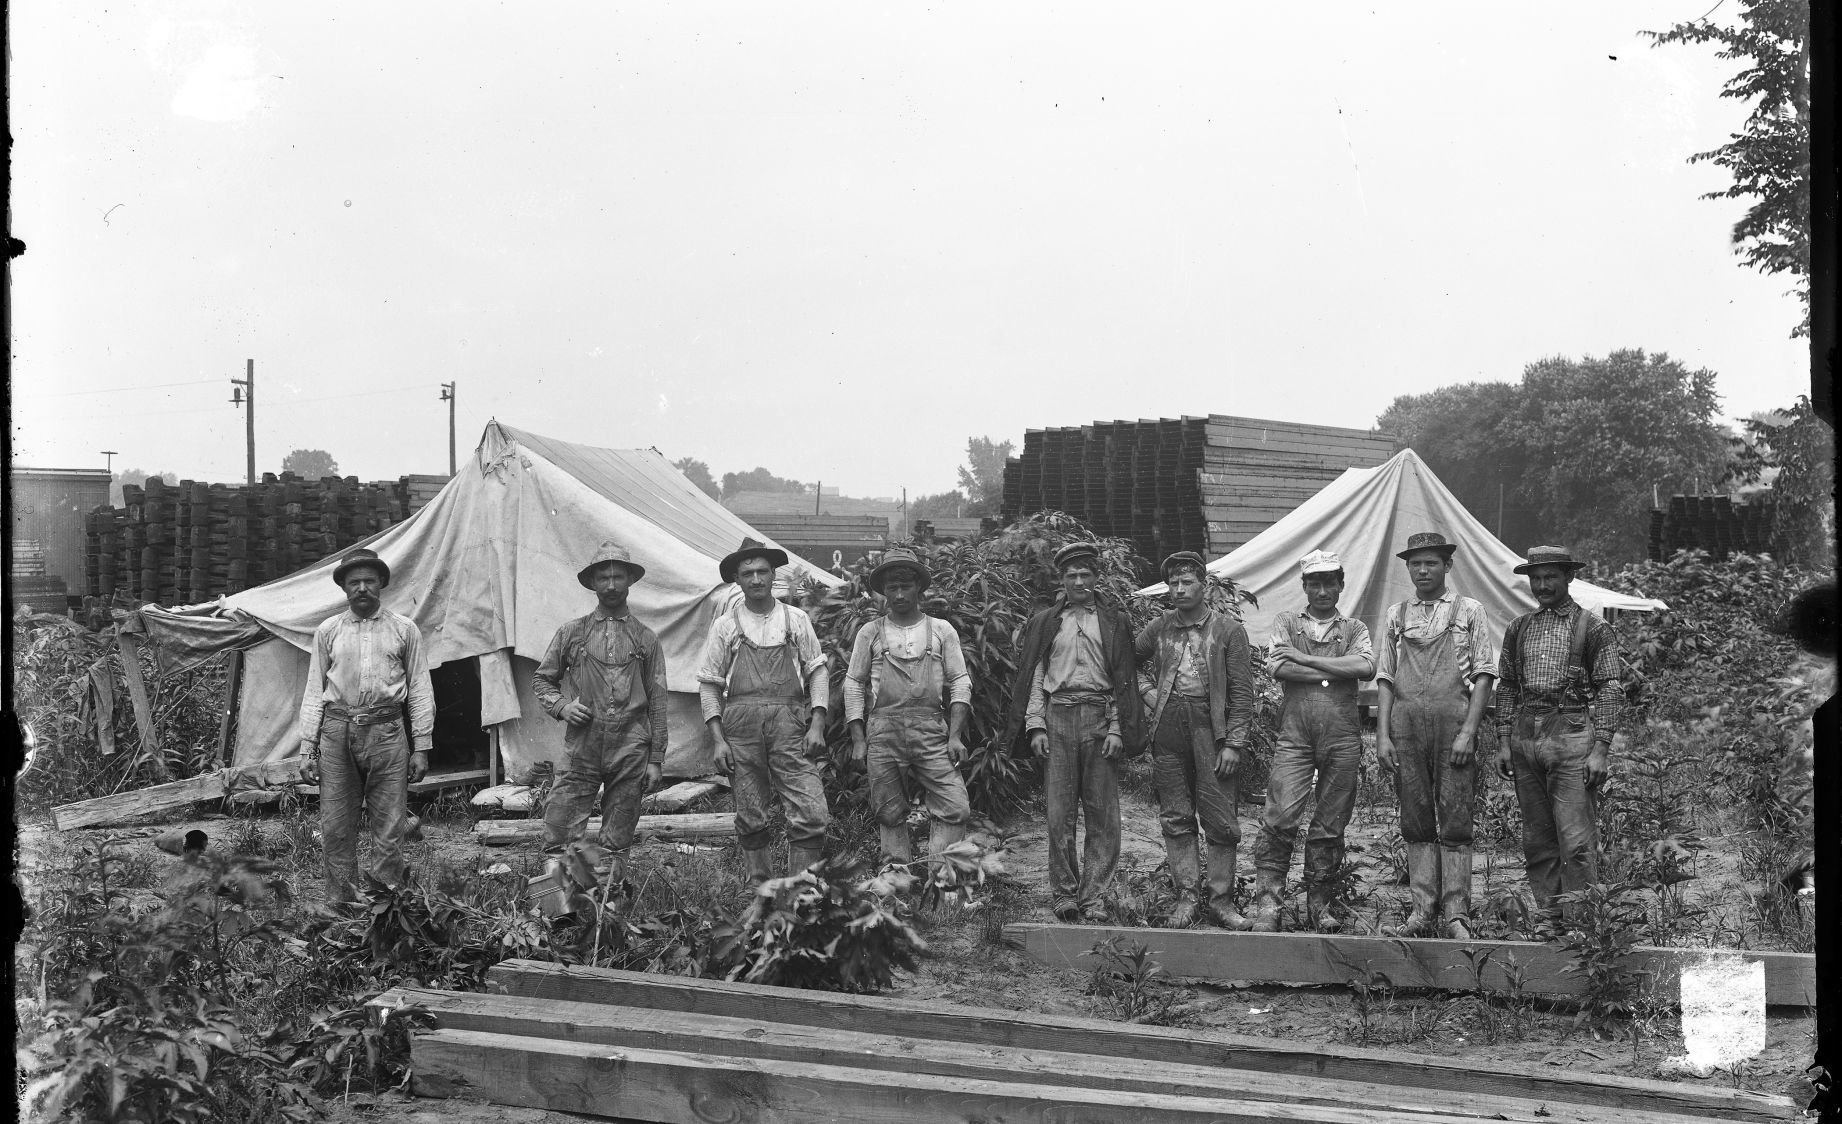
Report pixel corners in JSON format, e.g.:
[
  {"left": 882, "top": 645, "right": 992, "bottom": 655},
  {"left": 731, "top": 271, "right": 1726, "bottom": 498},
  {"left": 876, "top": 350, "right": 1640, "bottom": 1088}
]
[
  {"left": 376, "top": 986, "right": 1710, "bottom": 1124},
  {"left": 294, "top": 768, "right": 490, "bottom": 798},
  {"left": 483, "top": 960, "right": 1794, "bottom": 1121},
  {"left": 471, "top": 812, "right": 735, "bottom": 846},
  {"left": 115, "top": 632, "right": 169, "bottom": 782},
  {"left": 1006, "top": 923, "right": 1818, "bottom": 1008},
  {"left": 410, "top": 1027, "right": 1485, "bottom": 1124},
  {"left": 53, "top": 758, "right": 305, "bottom": 830}
]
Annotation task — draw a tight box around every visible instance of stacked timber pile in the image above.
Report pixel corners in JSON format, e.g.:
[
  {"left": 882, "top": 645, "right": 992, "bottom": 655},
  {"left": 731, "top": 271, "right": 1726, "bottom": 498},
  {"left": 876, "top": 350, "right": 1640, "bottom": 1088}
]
[
  {"left": 381, "top": 960, "right": 1794, "bottom": 1123},
  {"left": 1001, "top": 415, "right": 1397, "bottom": 577},
  {"left": 1649, "top": 495, "right": 1778, "bottom": 560},
  {"left": 9, "top": 538, "right": 70, "bottom": 615},
  {"left": 83, "top": 473, "right": 450, "bottom": 604}
]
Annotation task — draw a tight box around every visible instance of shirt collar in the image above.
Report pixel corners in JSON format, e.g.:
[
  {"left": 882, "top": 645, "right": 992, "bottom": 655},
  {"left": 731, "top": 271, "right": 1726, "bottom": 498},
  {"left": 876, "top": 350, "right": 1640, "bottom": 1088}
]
[
  {"left": 1172, "top": 608, "right": 1212, "bottom": 630},
  {"left": 592, "top": 606, "right": 632, "bottom": 624},
  {"left": 1415, "top": 589, "right": 1454, "bottom": 607},
  {"left": 1535, "top": 597, "right": 1578, "bottom": 618},
  {"left": 1297, "top": 609, "right": 1346, "bottom": 624},
  {"left": 343, "top": 607, "right": 384, "bottom": 625}
]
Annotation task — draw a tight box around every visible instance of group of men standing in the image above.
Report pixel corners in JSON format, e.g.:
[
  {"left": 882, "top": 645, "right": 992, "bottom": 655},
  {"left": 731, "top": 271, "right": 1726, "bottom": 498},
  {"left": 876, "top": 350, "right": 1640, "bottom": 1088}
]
[{"left": 297, "top": 529, "right": 1624, "bottom": 939}]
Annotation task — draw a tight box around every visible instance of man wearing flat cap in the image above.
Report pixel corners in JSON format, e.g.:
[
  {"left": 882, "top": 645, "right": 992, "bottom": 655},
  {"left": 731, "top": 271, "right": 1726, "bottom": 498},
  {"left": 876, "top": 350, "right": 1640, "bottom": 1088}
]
[
  {"left": 1495, "top": 546, "right": 1625, "bottom": 928},
  {"left": 1250, "top": 549, "right": 1375, "bottom": 933},
  {"left": 298, "top": 548, "right": 435, "bottom": 903},
  {"left": 844, "top": 546, "right": 974, "bottom": 867},
  {"left": 1135, "top": 551, "right": 1256, "bottom": 928},
  {"left": 1004, "top": 540, "right": 1142, "bottom": 923},
  {"left": 698, "top": 537, "right": 832, "bottom": 882},
  {"left": 1375, "top": 532, "right": 1498, "bottom": 938},
  {"left": 534, "top": 541, "right": 670, "bottom": 878}
]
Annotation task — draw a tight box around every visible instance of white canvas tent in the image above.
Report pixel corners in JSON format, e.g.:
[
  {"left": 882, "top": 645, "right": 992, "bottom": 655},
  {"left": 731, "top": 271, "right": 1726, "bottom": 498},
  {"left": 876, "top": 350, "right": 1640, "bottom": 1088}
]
[
  {"left": 1139, "top": 448, "right": 1665, "bottom": 644},
  {"left": 132, "top": 421, "right": 841, "bottom": 779}
]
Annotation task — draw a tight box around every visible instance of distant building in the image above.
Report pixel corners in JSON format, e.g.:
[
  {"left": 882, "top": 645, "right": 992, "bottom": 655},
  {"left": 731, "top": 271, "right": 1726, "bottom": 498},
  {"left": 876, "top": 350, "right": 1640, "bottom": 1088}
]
[{"left": 10, "top": 466, "right": 111, "bottom": 612}]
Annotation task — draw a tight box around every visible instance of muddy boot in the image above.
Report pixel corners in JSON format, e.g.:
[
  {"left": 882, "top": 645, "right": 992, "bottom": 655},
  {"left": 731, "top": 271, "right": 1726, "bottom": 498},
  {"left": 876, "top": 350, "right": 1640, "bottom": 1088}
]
[
  {"left": 1306, "top": 880, "right": 1343, "bottom": 933},
  {"left": 742, "top": 846, "right": 774, "bottom": 885},
  {"left": 1205, "top": 842, "right": 1251, "bottom": 930},
  {"left": 1440, "top": 847, "right": 1474, "bottom": 940},
  {"left": 1248, "top": 869, "right": 1284, "bottom": 932},
  {"left": 1164, "top": 834, "right": 1201, "bottom": 928},
  {"left": 927, "top": 819, "right": 967, "bottom": 858},
  {"left": 878, "top": 822, "right": 915, "bottom": 865},
  {"left": 1382, "top": 843, "right": 1440, "bottom": 936},
  {"left": 787, "top": 844, "right": 825, "bottom": 876}
]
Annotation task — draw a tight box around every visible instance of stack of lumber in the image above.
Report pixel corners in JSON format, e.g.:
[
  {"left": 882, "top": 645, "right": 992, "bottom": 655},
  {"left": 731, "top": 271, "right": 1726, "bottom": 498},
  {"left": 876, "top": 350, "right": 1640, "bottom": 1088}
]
[
  {"left": 1649, "top": 495, "right": 1779, "bottom": 561},
  {"left": 9, "top": 537, "right": 70, "bottom": 615},
  {"left": 379, "top": 960, "right": 1794, "bottom": 1123}
]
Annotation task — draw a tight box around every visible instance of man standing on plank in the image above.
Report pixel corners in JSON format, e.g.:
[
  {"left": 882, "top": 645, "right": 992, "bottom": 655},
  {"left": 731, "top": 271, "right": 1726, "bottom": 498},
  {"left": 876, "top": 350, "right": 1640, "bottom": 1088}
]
[
  {"left": 1375, "top": 532, "right": 1498, "bottom": 939},
  {"left": 1135, "top": 551, "right": 1256, "bottom": 929},
  {"left": 699, "top": 537, "right": 831, "bottom": 882},
  {"left": 1249, "top": 549, "right": 1375, "bottom": 933},
  {"left": 1495, "top": 546, "right": 1625, "bottom": 928},
  {"left": 844, "top": 546, "right": 974, "bottom": 866},
  {"left": 532, "top": 541, "right": 668, "bottom": 883},
  {"left": 298, "top": 548, "right": 435, "bottom": 903},
  {"left": 1004, "top": 540, "right": 1142, "bottom": 923}
]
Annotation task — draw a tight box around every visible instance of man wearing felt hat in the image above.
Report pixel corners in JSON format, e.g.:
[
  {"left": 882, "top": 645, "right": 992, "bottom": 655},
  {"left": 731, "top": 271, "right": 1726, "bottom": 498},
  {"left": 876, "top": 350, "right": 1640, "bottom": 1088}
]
[
  {"left": 1249, "top": 548, "right": 1376, "bottom": 933},
  {"left": 844, "top": 546, "right": 974, "bottom": 867},
  {"left": 1135, "top": 551, "right": 1256, "bottom": 928},
  {"left": 1374, "top": 532, "right": 1498, "bottom": 939},
  {"left": 533, "top": 541, "right": 670, "bottom": 875},
  {"left": 698, "top": 537, "right": 832, "bottom": 882},
  {"left": 297, "top": 548, "right": 435, "bottom": 903},
  {"left": 1494, "top": 546, "right": 1626, "bottom": 929}
]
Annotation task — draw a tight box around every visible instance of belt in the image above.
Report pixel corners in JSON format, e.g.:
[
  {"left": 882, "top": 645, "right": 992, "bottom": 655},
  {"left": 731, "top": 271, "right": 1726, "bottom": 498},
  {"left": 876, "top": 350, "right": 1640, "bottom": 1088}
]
[
  {"left": 1049, "top": 690, "right": 1110, "bottom": 707},
  {"left": 325, "top": 703, "right": 400, "bottom": 725}
]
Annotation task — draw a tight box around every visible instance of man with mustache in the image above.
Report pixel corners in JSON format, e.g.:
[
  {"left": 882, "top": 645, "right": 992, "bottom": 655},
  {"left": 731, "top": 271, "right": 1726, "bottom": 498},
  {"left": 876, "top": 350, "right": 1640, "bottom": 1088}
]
[{"left": 298, "top": 548, "right": 435, "bottom": 903}]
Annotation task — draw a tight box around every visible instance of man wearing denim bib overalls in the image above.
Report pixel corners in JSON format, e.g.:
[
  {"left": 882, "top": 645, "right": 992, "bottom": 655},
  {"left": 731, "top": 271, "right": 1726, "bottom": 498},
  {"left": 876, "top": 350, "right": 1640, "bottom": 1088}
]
[
  {"left": 1250, "top": 549, "right": 1375, "bottom": 933},
  {"left": 698, "top": 538, "right": 832, "bottom": 883},
  {"left": 534, "top": 541, "right": 669, "bottom": 884},
  {"left": 844, "top": 547, "right": 974, "bottom": 866},
  {"left": 1374, "top": 532, "right": 1498, "bottom": 939}
]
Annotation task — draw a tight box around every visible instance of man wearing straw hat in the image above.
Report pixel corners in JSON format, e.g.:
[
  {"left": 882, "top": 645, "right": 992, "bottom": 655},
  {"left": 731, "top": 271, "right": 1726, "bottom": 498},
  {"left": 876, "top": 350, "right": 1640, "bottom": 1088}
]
[
  {"left": 844, "top": 546, "right": 974, "bottom": 867},
  {"left": 533, "top": 540, "right": 670, "bottom": 880},
  {"left": 298, "top": 548, "right": 435, "bottom": 903},
  {"left": 1495, "top": 546, "right": 1625, "bottom": 927},
  {"left": 1375, "top": 531, "right": 1498, "bottom": 939},
  {"left": 698, "top": 538, "right": 832, "bottom": 882}
]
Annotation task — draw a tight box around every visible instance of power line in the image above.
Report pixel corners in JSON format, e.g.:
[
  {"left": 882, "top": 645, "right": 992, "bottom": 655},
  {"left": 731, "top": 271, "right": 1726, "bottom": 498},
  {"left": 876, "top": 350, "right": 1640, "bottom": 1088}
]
[{"left": 13, "top": 377, "right": 222, "bottom": 400}]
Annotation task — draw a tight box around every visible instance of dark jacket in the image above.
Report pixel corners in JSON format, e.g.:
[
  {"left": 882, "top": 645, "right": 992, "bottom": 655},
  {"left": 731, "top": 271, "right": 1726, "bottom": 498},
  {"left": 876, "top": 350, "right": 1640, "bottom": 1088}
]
[
  {"left": 1135, "top": 609, "right": 1254, "bottom": 750},
  {"left": 1003, "top": 595, "right": 1143, "bottom": 751}
]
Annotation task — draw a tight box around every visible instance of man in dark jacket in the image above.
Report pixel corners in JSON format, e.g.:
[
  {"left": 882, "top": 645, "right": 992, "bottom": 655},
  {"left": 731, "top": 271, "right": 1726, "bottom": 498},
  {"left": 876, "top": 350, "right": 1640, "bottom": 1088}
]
[
  {"left": 1003, "top": 541, "right": 1142, "bottom": 922},
  {"left": 1135, "top": 551, "right": 1256, "bottom": 928}
]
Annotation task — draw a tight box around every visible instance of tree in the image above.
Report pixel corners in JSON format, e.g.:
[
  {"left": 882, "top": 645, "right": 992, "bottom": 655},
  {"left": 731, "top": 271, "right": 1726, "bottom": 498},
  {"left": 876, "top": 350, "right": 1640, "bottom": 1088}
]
[
  {"left": 1376, "top": 382, "right": 1535, "bottom": 547},
  {"left": 1647, "top": 1, "right": 1809, "bottom": 337},
  {"left": 956, "top": 436, "right": 1014, "bottom": 516},
  {"left": 281, "top": 449, "right": 339, "bottom": 479},
  {"left": 110, "top": 469, "right": 176, "bottom": 507},
  {"left": 673, "top": 456, "right": 720, "bottom": 500},
  {"left": 906, "top": 490, "right": 968, "bottom": 529},
  {"left": 1724, "top": 397, "right": 1836, "bottom": 568},
  {"left": 720, "top": 467, "right": 809, "bottom": 500}
]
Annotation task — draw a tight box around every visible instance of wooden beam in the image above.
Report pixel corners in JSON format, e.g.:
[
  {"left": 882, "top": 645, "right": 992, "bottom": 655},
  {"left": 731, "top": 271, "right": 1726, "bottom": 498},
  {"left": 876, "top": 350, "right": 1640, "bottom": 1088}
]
[
  {"left": 115, "top": 632, "right": 169, "bottom": 782},
  {"left": 53, "top": 758, "right": 305, "bottom": 830},
  {"left": 293, "top": 768, "right": 490, "bottom": 798},
  {"left": 375, "top": 986, "right": 1706, "bottom": 1124},
  {"left": 1005, "top": 923, "right": 1818, "bottom": 1009},
  {"left": 409, "top": 1028, "right": 1477, "bottom": 1124},
  {"left": 213, "top": 649, "right": 243, "bottom": 769},
  {"left": 483, "top": 961, "right": 1794, "bottom": 1122},
  {"left": 471, "top": 812, "right": 735, "bottom": 846},
  {"left": 640, "top": 779, "right": 721, "bottom": 813}
]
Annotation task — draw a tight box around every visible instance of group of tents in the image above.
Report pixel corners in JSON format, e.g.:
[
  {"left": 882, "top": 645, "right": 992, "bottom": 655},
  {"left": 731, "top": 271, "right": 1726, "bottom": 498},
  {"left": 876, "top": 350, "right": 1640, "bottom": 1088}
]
[{"left": 128, "top": 422, "right": 1664, "bottom": 782}]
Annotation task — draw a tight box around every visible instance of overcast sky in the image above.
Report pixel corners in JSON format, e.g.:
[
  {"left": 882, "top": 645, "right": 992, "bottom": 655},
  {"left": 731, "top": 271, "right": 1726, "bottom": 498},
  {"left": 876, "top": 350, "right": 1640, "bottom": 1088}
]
[{"left": 10, "top": 2, "right": 1808, "bottom": 499}]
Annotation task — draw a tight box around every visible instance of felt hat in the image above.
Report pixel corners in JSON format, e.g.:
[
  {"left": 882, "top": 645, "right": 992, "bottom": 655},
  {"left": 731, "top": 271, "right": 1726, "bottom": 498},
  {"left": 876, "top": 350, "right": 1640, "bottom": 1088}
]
[
  {"left": 1053, "top": 540, "right": 1102, "bottom": 572},
  {"left": 1298, "top": 549, "right": 1343, "bottom": 576},
  {"left": 1396, "top": 531, "right": 1458, "bottom": 560},
  {"left": 332, "top": 548, "right": 391, "bottom": 588},
  {"left": 1512, "top": 545, "right": 1587, "bottom": 575},
  {"left": 868, "top": 546, "right": 931, "bottom": 594},
  {"left": 577, "top": 540, "right": 646, "bottom": 588},
  {"left": 719, "top": 537, "right": 789, "bottom": 584},
  {"left": 1160, "top": 550, "right": 1210, "bottom": 580}
]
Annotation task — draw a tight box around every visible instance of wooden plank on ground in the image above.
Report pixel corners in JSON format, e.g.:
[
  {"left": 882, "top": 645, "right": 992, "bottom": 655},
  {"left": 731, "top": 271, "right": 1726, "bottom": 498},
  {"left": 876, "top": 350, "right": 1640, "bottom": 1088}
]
[
  {"left": 53, "top": 758, "right": 305, "bottom": 830},
  {"left": 471, "top": 812, "right": 735, "bottom": 846},
  {"left": 375, "top": 986, "right": 1707, "bottom": 1124},
  {"left": 640, "top": 778, "right": 721, "bottom": 813},
  {"left": 483, "top": 961, "right": 1794, "bottom": 1121},
  {"left": 294, "top": 768, "right": 490, "bottom": 798},
  {"left": 409, "top": 1027, "right": 1480, "bottom": 1124},
  {"left": 115, "top": 632, "right": 169, "bottom": 782}
]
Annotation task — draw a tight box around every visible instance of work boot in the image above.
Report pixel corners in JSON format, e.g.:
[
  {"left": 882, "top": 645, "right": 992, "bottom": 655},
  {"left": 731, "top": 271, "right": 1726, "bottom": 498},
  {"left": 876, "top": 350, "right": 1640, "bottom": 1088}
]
[
  {"left": 1306, "top": 881, "right": 1343, "bottom": 933},
  {"left": 742, "top": 846, "right": 774, "bottom": 885},
  {"left": 1205, "top": 842, "right": 1251, "bottom": 930},
  {"left": 788, "top": 844, "right": 825, "bottom": 876},
  {"left": 878, "top": 823, "right": 915, "bottom": 865},
  {"left": 1164, "top": 835, "right": 1202, "bottom": 928},
  {"left": 1439, "top": 848, "right": 1474, "bottom": 940},
  {"left": 928, "top": 819, "right": 968, "bottom": 859},
  {"left": 1382, "top": 843, "right": 1441, "bottom": 937},
  {"left": 1248, "top": 869, "right": 1284, "bottom": 932}
]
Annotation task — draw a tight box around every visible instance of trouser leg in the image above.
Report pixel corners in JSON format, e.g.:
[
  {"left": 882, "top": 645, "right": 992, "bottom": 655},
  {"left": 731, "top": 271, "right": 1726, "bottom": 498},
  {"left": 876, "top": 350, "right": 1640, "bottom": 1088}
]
[
  {"left": 1512, "top": 736, "right": 1562, "bottom": 911},
  {"left": 1546, "top": 728, "right": 1601, "bottom": 913},
  {"left": 764, "top": 705, "right": 830, "bottom": 852},
  {"left": 866, "top": 719, "right": 915, "bottom": 863},
  {"left": 1152, "top": 706, "right": 1201, "bottom": 902},
  {"left": 318, "top": 716, "right": 362, "bottom": 903},
  {"left": 357, "top": 718, "right": 411, "bottom": 891},
  {"left": 1076, "top": 710, "right": 1121, "bottom": 911},
  {"left": 542, "top": 723, "right": 611, "bottom": 852},
  {"left": 1304, "top": 732, "right": 1361, "bottom": 932},
  {"left": 1043, "top": 706, "right": 1084, "bottom": 912},
  {"left": 1255, "top": 742, "right": 1315, "bottom": 876},
  {"left": 593, "top": 727, "right": 650, "bottom": 883},
  {"left": 725, "top": 706, "right": 777, "bottom": 852}
]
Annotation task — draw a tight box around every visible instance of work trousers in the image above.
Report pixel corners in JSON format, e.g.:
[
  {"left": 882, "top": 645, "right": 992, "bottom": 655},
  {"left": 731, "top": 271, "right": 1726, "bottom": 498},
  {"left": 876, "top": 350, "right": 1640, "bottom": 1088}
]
[
  {"left": 867, "top": 708, "right": 971, "bottom": 835},
  {"left": 317, "top": 708, "right": 410, "bottom": 903},
  {"left": 1509, "top": 708, "right": 1600, "bottom": 911},
  {"left": 726, "top": 700, "right": 830, "bottom": 850},
  {"left": 1044, "top": 700, "right": 1120, "bottom": 912},
  {"left": 1152, "top": 695, "right": 1239, "bottom": 847},
  {"left": 1255, "top": 686, "right": 1361, "bottom": 883},
  {"left": 1391, "top": 695, "right": 1478, "bottom": 847},
  {"left": 542, "top": 716, "right": 651, "bottom": 854}
]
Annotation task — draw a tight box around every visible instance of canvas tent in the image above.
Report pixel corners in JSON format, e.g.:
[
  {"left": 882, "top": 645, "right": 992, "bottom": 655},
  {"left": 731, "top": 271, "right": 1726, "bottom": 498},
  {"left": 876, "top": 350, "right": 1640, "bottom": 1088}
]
[
  {"left": 130, "top": 421, "right": 841, "bottom": 780},
  {"left": 1138, "top": 448, "right": 1665, "bottom": 644}
]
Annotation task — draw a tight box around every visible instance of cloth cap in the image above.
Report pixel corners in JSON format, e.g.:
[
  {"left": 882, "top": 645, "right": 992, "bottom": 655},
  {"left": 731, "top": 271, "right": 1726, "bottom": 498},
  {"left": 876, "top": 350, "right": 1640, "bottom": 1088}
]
[
  {"left": 719, "top": 537, "right": 790, "bottom": 584},
  {"left": 1053, "top": 541, "right": 1102, "bottom": 572},
  {"left": 1299, "top": 549, "right": 1343, "bottom": 576},
  {"left": 578, "top": 540, "right": 646, "bottom": 588},
  {"left": 1397, "top": 531, "right": 1458, "bottom": 560},
  {"left": 1160, "top": 551, "right": 1210, "bottom": 581},
  {"left": 332, "top": 548, "right": 391, "bottom": 588},
  {"left": 869, "top": 546, "right": 931, "bottom": 594},
  {"left": 1512, "top": 545, "right": 1587, "bottom": 575}
]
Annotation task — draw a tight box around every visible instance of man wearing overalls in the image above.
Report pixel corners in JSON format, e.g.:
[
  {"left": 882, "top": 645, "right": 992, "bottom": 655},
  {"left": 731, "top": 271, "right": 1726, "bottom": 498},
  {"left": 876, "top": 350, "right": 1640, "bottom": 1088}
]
[
  {"left": 1250, "top": 549, "right": 1375, "bottom": 933},
  {"left": 1135, "top": 551, "right": 1256, "bottom": 929},
  {"left": 844, "top": 546, "right": 974, "bottom": 865},
  {"left": 533, "top": 541, "right": 669, "bottom": 884},
  {"left": 1494, "top": 546, "right": 1624, "bottom": 928},
  {"left": 698, "top": 538, "right": 832, "bottom": 882},
  {"left": 297, "top": 548, "right": 435, "bottom": 903},
  {"left": 1374, "top": 532, "right": 1498, "bottom": 939}
]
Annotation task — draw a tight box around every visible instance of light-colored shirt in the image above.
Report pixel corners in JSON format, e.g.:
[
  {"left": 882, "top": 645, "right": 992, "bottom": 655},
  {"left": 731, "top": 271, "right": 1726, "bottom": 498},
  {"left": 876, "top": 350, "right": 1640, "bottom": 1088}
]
[
  {"left": 696, "top": 600, "right": 829, "bottom": 721},
  {"left": 298, "top": 608, "right": 435, "bottom": 753},
  {"left": 843, "top": 616, "right": 973, "bottom": 722},
  {"left": 1267, "top": 612, "right": 1375, "bottom": 660},
  {"left": 1025, "top": 604, "right": 1121, "bottom": 735},
  {"left": 1374, "top": 590, "right": 1499, "bottom": 690}
]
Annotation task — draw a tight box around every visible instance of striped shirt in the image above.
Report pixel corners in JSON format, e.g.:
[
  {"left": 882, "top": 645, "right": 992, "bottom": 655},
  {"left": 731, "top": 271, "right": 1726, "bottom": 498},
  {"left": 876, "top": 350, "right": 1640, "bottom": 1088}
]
[
  {"left": 298, "top": 608, "right": 435, "bottom": 753},
  {"left": 1493, "top": 598, "right": 1623, "bottom": 741}
]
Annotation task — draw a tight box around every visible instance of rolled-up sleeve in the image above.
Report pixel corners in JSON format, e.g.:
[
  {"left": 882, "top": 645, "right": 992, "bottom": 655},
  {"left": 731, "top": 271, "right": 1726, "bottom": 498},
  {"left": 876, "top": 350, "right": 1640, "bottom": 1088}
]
[
  {"left": 1024, "top": 665, "right": 1047, "bottom": 732},
  {"left": 697, "top": 616, "right": 735, "bottom": 721},
  {"left": 1463, "top": 602, "right": 1499, "bottom": 683},
  {"left": 642, "top": 631, "right": 670, "bottom": 763},
  {"left": 843, "top": 624, "right": 876, "bottom": 723},
  {"left": 1221, "top": 623, "right": 1254, "bottom": 748},
  {"left": 789, "top": 609, "right": 829, "bottom": 680},
  {"left": 937, "top": 622, "right": 973, "bottom": 710},
  {"left": 1374, "top": 612, "right": 1398, "bottom": 686},
  {"left": 401, "top": 621, "right": 436, "bottom": 755}
]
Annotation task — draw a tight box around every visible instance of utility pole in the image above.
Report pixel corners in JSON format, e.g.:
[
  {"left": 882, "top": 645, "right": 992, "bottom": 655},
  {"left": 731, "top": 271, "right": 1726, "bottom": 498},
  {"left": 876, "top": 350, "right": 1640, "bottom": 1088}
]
[
  {"left": 815, "top": 481, "right": 821, "bottom": 516},
  {"left": 101, "top": 450, "right": 118, "bottom": 473},
  {"left": 439, "top": 382, "right": 457, "bottom": 475},
  {"left": 229, "top": 360, "right": 254, "bottom": 484},
  {"left": 901, "top": 487, "right": 908, "bottom": 542}
]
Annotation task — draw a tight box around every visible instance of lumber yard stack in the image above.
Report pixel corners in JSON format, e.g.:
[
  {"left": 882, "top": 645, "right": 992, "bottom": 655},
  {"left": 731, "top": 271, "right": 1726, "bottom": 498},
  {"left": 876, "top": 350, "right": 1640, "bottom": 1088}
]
[
  {"left": 9, "top": 538, "right": 71, "bottom": 615},
  {"left": 379, "top": 960, "right": 1794, "bottom": 1123},
  {"left": 1002, "top": 414, "right": 1397, "bottom": 577},
  {"left": 83, "top": 472, "right": 450, "bottom": 605},
  {"left": 1648, "top": 494, "right": 1779, "bottom": 561}
]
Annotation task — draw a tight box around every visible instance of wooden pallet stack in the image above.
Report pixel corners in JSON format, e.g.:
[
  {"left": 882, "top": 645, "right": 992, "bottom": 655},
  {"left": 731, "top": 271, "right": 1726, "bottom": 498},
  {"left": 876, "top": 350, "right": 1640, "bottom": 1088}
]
[
  {"left": 8, "top": 538, "right": 71, "bottom": 615},
  {"left": 1649, "top": 495, "right": 1779, "bottom": 561},
  {"left": 381, "top": 960, "right": 1794, "bottom": 1123}
]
